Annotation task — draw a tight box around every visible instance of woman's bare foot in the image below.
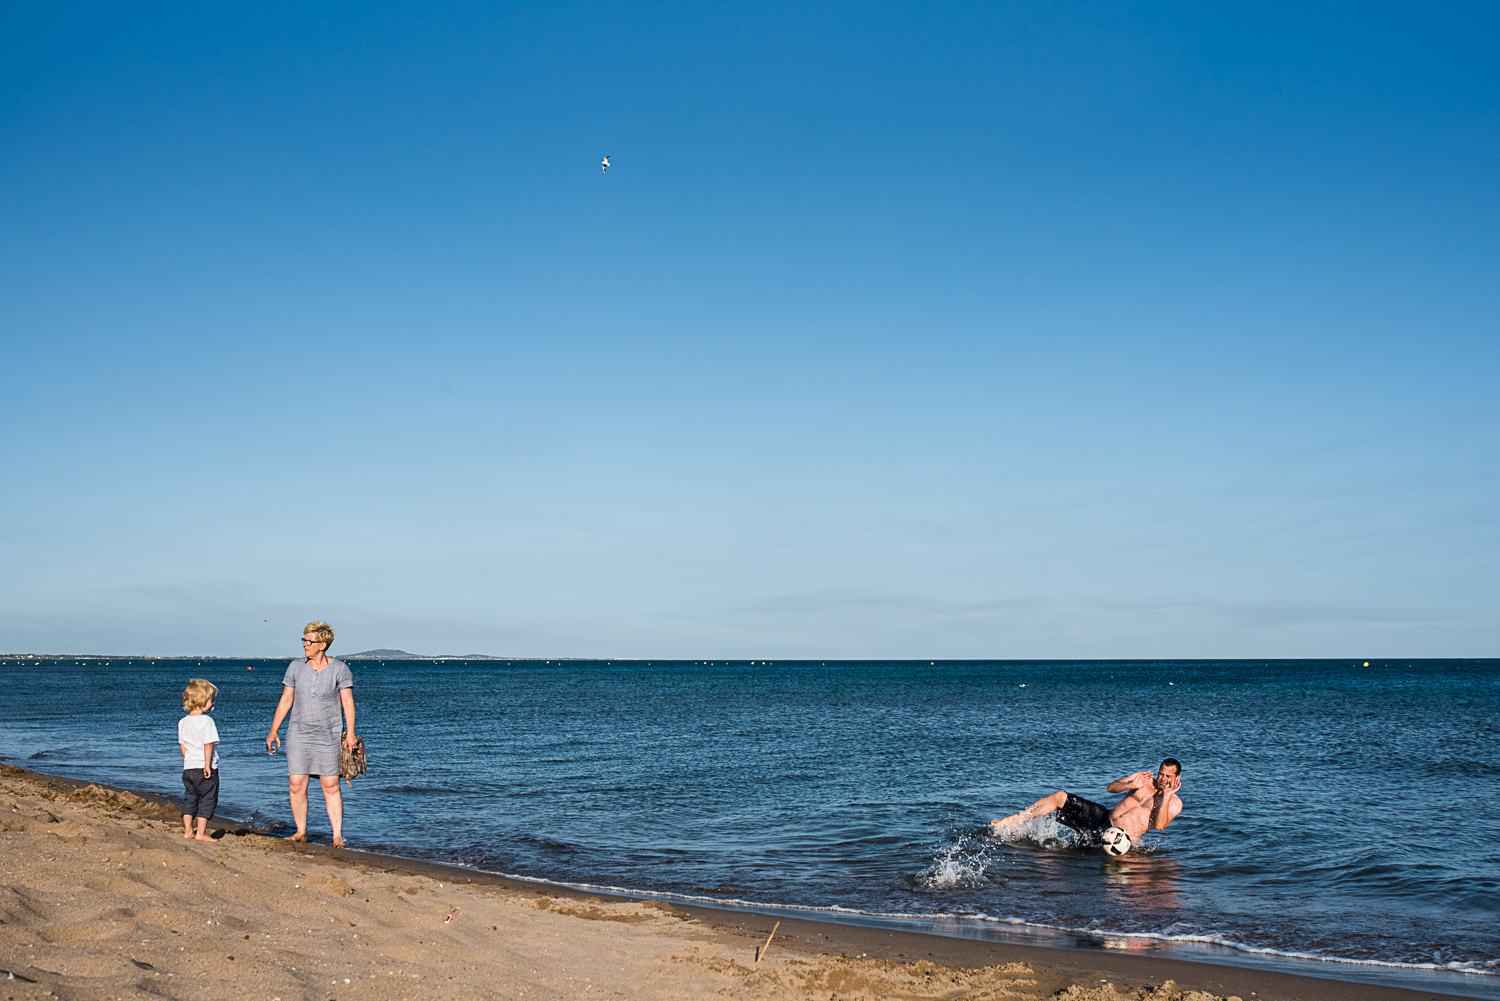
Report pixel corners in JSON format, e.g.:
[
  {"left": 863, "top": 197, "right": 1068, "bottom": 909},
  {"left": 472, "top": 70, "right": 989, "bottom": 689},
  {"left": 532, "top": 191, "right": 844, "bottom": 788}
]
[
  {"left": 332, "top": 836, "right": 347, "bottom": 848},
  {"left": 283, "top": 831, "right": 307, "bottom": 843}
]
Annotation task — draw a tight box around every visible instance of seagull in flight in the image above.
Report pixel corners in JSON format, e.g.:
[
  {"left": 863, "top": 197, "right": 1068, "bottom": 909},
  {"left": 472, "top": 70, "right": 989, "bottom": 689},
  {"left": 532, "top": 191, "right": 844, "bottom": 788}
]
[{"left": 601, "top": 154, "right": 611, "bottom": 174}]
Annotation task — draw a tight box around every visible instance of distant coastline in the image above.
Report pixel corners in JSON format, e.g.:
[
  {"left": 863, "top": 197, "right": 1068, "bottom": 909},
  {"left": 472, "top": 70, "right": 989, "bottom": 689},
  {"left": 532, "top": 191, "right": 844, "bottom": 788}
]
[{"left": 0, "top": 651, "right": 591, "bottom": 661}]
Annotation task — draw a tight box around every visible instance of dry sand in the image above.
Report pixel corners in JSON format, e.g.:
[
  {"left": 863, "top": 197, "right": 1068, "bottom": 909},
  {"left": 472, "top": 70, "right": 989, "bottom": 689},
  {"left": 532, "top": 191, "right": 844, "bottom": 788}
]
[{"left": 0, "top": 766, "right": 1472, "bottom": 1001}]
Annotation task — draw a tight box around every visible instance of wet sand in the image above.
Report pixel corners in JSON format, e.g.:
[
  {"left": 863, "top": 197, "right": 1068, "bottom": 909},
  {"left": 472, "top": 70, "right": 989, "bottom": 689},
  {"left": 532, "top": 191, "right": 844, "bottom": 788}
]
[{"left": 0, "top": 765, "right": 1475, "bottom": 1001}]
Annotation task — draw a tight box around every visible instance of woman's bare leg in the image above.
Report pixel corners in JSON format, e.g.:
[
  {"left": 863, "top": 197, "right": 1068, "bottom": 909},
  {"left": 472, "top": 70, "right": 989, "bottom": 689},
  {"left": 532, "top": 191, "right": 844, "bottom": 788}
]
[
  {"left": 991, "top": 790, "right": 1069, "bottom": 830},
  {"left": 319, "top": 774, "right": 345, "bottom": 846},
  {"left": 286, "top": 774, "right": 310, "bottom": 841}
]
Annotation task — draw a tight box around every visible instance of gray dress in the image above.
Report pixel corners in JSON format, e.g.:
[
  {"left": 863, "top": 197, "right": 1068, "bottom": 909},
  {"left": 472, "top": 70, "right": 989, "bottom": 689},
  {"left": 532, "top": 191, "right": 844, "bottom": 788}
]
[{"left": 281, "top": 657, "right": 353, "bottom": 776}]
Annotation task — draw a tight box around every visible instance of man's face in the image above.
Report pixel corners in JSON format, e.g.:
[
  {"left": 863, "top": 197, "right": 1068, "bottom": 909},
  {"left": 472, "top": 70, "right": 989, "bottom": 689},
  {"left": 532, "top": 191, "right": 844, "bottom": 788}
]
[{"left": 1155, "top": 765, "right": 1180, "bottom": 791}]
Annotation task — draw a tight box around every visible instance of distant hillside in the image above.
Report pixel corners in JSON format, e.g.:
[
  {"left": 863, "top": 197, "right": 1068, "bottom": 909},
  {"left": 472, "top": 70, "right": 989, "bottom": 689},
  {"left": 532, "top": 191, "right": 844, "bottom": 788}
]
[{"left": 344, "top": 649, "right": 520, "bottom": 661}]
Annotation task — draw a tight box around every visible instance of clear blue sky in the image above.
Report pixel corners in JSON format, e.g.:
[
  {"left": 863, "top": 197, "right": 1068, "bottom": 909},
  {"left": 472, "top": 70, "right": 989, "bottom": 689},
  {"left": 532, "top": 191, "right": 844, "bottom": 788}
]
[{"left": 3, "top": 2, "right": 1496, "bottom": 658}]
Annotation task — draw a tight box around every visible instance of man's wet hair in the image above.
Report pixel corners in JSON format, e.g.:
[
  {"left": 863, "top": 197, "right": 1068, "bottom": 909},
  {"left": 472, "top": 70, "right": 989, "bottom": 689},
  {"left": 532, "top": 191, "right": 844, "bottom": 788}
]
[{"left": 1160, "top": 757, "right": 1182, "bottom": 774}]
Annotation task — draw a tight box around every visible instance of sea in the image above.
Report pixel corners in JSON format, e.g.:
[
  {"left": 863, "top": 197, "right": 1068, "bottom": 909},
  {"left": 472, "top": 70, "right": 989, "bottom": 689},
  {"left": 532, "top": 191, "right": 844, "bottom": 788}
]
[{"left": 3, "top": 657, "right": 1496, "bottom": 998}]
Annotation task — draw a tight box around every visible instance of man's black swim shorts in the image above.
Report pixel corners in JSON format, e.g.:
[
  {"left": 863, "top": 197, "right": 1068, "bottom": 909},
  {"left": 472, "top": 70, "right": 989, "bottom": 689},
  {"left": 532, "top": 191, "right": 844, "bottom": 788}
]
[{"left": 1057, "top": 792, "right": 1112, "bottom": 839}]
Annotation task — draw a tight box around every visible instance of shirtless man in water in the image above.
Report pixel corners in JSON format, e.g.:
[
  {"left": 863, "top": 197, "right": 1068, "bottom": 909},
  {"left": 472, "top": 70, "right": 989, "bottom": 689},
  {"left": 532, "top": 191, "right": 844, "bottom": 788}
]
[{"left": 990, "top": 758, "right": 1183, "bottom": 844}]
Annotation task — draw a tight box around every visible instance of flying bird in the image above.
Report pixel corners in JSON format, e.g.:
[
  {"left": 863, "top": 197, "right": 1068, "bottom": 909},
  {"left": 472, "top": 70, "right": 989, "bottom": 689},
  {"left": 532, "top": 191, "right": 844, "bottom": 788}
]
[{"left": 601, "top": 154, "right": 610, "bottom": 174}]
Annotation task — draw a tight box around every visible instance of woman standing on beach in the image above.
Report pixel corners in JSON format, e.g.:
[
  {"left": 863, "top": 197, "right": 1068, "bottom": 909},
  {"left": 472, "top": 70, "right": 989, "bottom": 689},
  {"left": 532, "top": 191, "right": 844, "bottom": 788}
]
[{"left": 266, "top": 621, "right": 357, "bottom": 846}]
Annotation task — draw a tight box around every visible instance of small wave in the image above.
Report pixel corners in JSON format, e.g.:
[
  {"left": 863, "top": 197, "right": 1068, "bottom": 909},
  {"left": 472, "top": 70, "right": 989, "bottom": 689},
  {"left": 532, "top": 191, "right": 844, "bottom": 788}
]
[
  {"left": 1417, "top": 757, "right": 1500, "bottom": 779},
  {"left": 1035, "top": 924, "right": 1500, "bottom": 978}
]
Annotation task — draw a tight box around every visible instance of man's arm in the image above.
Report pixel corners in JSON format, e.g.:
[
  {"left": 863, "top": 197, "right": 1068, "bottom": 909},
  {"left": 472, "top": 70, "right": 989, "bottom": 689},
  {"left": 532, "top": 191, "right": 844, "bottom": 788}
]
[{"left": 1106, "top": 771, "right": 1153, "bottom": 794}]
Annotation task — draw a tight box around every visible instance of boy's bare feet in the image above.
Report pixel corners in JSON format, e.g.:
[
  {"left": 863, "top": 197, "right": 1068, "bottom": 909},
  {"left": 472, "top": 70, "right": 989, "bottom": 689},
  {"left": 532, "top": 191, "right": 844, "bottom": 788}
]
[
  {"left": 193, "top": 833, "right": 216, "bottom": 842},
  {"left": 182, "top": 831, "right": 195, "bottom": 839}
]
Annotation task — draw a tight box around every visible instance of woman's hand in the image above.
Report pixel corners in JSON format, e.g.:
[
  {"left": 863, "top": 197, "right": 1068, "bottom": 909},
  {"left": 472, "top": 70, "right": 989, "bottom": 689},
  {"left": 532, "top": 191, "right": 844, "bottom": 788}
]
[
  {"left": 343, "top": 730, "right": 358, "bottom": 751},
  {"left": 266, "top": 732, "right": 281, "bottom": 754}
]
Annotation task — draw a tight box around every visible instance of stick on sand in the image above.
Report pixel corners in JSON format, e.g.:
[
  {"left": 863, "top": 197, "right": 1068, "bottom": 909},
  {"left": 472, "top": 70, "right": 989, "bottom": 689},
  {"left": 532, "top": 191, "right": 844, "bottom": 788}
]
[{"left": 754, "top": 920, "right": 780, "bottom": 963}]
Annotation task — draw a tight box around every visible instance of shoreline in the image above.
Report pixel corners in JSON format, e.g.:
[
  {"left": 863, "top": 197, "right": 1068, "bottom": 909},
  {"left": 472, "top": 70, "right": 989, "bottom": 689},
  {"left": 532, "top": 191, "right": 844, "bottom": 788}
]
[{"left": 0, "top": 763, "right": 1488, "bottom": 1001}]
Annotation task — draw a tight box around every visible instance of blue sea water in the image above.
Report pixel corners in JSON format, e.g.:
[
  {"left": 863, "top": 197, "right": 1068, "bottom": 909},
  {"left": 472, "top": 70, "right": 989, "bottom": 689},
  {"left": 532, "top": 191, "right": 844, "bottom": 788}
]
[{"left": 2, "top": 658, "right": 1497, "bottom": 997}]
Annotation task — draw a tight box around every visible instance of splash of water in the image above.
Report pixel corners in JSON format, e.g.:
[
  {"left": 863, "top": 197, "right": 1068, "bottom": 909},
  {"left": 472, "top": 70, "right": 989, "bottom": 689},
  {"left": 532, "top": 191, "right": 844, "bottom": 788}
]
[
  {"left": 919, "top": 836, "right": 992, "bottom": 889},
  {"left": 987, "top": 815, "right": 1072, "bottom": 848}
]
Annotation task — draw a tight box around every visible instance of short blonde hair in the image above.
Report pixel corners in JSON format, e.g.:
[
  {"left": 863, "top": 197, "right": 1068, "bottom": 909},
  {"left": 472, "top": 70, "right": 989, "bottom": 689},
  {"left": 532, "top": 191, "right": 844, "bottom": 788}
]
[
  {"left": 182, "top": 678, "right": 218, "bottom": 711},
  {"left": 303, "top": 621, "right": 335, "bottom": 649}
]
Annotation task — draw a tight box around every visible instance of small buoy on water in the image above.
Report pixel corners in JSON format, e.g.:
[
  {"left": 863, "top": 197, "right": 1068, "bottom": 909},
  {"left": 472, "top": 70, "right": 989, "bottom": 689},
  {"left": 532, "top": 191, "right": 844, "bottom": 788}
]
[{"left": 1363, "top": 661, "right": 1369, "bottom": 667}]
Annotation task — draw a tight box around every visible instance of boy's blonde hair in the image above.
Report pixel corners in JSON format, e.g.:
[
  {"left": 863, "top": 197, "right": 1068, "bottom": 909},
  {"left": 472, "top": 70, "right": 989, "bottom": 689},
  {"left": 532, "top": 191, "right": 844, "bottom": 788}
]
[
  {"left": 182, "top": 678, "right": 218, "bottom": 711},
  {"left": 304, "top": 621, "right": 335, "bottom": 648}
]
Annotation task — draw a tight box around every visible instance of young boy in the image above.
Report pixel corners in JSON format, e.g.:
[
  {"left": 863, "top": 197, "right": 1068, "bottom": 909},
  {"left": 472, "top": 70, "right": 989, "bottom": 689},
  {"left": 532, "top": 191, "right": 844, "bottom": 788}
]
[{"left": 179, "top": 678, "right": 221, "bottom": 842}]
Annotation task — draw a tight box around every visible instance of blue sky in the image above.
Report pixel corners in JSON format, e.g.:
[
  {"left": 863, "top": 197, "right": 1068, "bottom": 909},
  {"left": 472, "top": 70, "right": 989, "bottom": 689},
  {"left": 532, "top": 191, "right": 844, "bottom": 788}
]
[{"left": 3, "top": 2, "right": 1496, "bottom": 658}]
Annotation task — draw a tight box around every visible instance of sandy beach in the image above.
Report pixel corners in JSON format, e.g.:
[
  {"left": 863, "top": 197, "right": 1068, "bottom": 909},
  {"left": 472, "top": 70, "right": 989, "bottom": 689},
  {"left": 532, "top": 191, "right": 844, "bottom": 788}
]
[{"left": 0, "top": 764, "right": 1475, "bottom": 1001}]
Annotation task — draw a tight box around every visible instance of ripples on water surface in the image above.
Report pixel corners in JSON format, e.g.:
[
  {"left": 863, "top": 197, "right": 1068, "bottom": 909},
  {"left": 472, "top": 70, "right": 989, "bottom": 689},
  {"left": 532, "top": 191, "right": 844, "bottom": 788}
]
[{"left": 3, "top": 658, "right": 1496, "bottom": 996}]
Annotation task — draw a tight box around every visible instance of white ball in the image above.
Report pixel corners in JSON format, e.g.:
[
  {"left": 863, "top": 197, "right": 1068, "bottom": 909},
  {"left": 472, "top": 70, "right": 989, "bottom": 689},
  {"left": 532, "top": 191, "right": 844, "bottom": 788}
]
[{"left": 1101, "top": 827, "right": 1132, "bottom": 856}]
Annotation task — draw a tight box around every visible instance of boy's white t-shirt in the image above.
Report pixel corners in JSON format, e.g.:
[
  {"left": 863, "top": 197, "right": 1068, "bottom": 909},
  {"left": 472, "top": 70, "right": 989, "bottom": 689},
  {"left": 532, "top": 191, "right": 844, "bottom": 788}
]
[{"left": 179, "top": 714, "right": 220, "bottom": 770}]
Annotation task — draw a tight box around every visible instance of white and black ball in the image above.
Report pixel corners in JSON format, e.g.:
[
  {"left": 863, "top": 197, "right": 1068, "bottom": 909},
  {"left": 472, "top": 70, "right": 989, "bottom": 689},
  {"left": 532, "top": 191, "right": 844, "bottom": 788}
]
[{"left": 1101, "top": 827, "right": 1133, "bottom": 856}]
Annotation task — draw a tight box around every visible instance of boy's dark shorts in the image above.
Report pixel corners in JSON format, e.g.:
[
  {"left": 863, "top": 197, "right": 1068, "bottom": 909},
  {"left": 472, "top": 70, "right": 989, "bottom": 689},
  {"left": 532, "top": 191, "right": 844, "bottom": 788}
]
[
  {"left": 182, "top": 770, "right": 219, "bottom": 820},
  {"left": 1057, "top": 792, "right": 1112, "bottom": 839}
]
